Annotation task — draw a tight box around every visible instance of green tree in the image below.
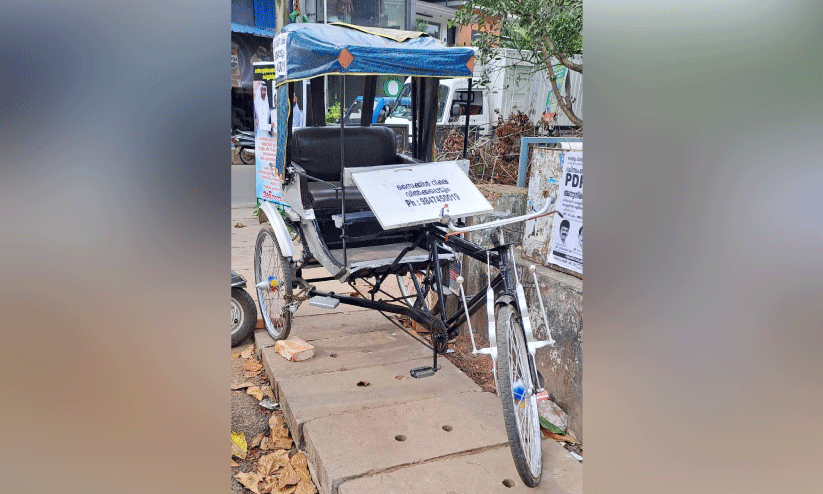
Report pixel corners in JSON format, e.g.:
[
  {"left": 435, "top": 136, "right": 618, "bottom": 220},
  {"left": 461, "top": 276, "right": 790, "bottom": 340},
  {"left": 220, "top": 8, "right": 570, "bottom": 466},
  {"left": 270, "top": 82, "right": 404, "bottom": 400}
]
[{"left": 452, "top": 0, "right": 582, "bottom": 128}]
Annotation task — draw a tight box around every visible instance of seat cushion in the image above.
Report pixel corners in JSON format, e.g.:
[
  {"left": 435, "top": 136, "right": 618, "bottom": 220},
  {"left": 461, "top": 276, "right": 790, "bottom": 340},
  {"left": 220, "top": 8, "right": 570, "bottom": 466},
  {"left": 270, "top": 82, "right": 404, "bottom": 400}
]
[
  {"left": 306, "top": 181, "right": 370, "bottom": 212},
  {"left": 292, "top": 126, "right": 398, "bottom": 182}
]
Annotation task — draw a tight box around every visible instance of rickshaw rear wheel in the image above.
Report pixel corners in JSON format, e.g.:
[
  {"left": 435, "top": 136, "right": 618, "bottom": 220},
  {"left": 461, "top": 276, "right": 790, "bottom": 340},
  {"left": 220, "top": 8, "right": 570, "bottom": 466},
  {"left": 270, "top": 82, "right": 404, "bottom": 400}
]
[
  {"left": 396, "top": 271, "right": 437, "bottom": 312},
  {"left": 496, "top": 303, "right": 543, "bottom": 487},
  {"left": 254, "top": 227, "right": 293, "bottom": 341},
  {"left": 395, "top": 264, "right": 448, "bottom": 313}
]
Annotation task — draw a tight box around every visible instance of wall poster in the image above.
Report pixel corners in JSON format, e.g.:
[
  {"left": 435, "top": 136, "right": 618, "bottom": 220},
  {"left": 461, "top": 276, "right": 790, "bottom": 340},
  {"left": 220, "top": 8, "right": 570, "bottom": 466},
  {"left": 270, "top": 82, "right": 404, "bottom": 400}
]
[
  {"left": 547, "top": 151, "right": 582, "bottom": 274},
  {"left": 253, "top": 62, "right": 282, "bottom": 204}
]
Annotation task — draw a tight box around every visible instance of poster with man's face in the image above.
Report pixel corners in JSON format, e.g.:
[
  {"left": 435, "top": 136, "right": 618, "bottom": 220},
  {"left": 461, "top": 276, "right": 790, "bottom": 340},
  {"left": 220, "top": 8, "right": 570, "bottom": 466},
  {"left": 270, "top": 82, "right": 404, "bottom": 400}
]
[
  {"left": 253, "top": 62, "right": 282, "bottom": 204},
  {"left": 548, "top": 151, "right": 582, "bottom": 274}
]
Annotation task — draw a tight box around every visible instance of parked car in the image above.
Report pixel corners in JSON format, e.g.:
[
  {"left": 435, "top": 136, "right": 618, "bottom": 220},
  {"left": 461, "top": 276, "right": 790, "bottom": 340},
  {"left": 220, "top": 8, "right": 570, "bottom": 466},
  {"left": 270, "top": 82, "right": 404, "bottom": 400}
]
[{"left": 343, "top": 96, "right": 396, "bottom": 125}]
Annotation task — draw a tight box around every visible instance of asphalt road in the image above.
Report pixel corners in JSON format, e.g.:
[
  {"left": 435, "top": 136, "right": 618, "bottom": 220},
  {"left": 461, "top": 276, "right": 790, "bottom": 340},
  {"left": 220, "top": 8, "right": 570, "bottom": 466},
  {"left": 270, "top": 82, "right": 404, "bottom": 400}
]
[{"left": 232, "top": 164, "right": 256, "bottom": 207}]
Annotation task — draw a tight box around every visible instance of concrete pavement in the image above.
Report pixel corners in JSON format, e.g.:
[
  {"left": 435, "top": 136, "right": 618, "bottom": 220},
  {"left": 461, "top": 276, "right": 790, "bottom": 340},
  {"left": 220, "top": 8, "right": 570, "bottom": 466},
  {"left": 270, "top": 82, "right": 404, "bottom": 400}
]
[
  {"left": 232, "top": 164, "right": 257, "bottom": 207},
  {"left": 231, "top": 206, "right": 582, "bottom": 494}
]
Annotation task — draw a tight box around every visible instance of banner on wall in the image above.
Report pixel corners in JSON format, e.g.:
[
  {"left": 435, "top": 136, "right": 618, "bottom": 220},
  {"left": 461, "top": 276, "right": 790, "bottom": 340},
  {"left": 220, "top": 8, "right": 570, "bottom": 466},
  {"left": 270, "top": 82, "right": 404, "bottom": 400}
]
[
  {"left": 253, "top": 62, "right": 282, "bottom": 204},
  {"left": 548, "top": 151, "right": 582, "bottom": 274},
  {"left": 544, "top": 64, "right": 568, "bottom": 118},
  {"left": 233, "top": 33, "right": 274, "bottom": 89}
]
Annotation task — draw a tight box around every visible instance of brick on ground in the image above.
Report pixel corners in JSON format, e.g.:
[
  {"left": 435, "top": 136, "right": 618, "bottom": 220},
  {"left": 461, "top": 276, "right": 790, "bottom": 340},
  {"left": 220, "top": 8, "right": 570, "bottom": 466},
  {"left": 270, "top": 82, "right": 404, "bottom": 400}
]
[{"left": 275, "top": 337, "right": 316, "bottom": 361}]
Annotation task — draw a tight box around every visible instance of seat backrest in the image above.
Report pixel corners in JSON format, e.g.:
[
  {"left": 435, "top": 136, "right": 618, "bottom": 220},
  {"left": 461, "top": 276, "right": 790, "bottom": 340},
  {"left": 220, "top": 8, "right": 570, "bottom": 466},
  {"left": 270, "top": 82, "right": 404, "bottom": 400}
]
[{"left": 291, "top": 126, "right": 397, "bottom": 182}]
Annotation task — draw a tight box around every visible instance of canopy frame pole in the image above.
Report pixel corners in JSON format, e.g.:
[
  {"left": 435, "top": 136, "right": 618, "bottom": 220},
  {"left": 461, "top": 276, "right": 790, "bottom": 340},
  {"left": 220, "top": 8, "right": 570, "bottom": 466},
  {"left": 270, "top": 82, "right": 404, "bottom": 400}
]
[
  {"left": 411, "top": 77, "right": 418, "bottom": 159},
  {"left": 340, "top": 75, "right": 347, "bottom": 267},
  {"left": 462, "top": 78, "right": 472, "bottom": 160},
  {"left": 362, "top": 75, "right": 377, "bottom": 127}
]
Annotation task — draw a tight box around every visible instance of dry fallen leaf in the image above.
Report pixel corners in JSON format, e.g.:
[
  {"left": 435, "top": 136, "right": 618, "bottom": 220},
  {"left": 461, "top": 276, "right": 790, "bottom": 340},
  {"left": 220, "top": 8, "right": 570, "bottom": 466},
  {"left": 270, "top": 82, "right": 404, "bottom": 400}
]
[
  {"left": 290, "top": 453, "right": 312, "bottom": 483},
  {"left": 232, "top": 351, "right": 241, "bottom": 359},
  {"left": 260, "top": 435, "right": 293, "bottom": 451},
  {"left": 259, "top": 436, "right": 272, "bottom": 450},
  {"left": 232, "top": 381, "right": 255, "bottom": 390},
  {"left": 249, "top": 432, "right": 266, "bottom": 449},
  {"left": 541, "top": 428, "right": 578, "bottom": 444},
  {"left": 244, "top": 369, "right": 262, "bottom": 379},
  {"left": 289, "top": 452, "right": 308, "bottom": 470},
  {"left": 293, "top": 479, "right": 316, "bottom": 494},
  {"left": 235, "top": 222, "right": 246, "bottom": 228},
  {"left": 269, "top": 414, "right": 284, "bottom": 429},
  {"left": 234, "top": 471, "right": 263, "bottom": 494},
  {"left": 231, "top": 431, "right": 248, "bottom": 460},
  {"left": 278, "top": 462, "right": 301, "bottom": 489},
  {"left": 243, "top": 359, "right": 263, "bottom": 372},
  {"left": 231, "top": 459, "right": 239, "bottom": 467},
  {"left": 247, "top": 386, "right": 264, "bottom": 401},
  {"left": 269, "top": 415, "right": 290, "bottom": 437},
  {"left": 240, "top": 345, "right": 256, "bottom": 359},
  {"left": 271, "top": 436, "right": 294, "bottom": 449},
  {"left": 261, "top": 385, "right": 275, "bottom": 401},
  {"left": 259, "top": 476, "right": 279, "bottom": 494},
  {"left": 270, "top": 482, "right": 297, "bottom": 494},
  {"left": 258, "top": 450, "right": 289, "bottom": 476}
]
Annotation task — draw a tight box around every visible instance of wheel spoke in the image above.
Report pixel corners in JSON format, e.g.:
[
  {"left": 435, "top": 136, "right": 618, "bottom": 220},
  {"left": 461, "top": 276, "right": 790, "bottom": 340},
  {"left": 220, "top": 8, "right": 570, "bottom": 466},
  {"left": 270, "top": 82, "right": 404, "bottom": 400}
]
[
  {"left": 255, "top": 227, "right": 292, "bottom": 340},
  {"left": 499, "top": 304, "right": 542, "bottom": 483}
]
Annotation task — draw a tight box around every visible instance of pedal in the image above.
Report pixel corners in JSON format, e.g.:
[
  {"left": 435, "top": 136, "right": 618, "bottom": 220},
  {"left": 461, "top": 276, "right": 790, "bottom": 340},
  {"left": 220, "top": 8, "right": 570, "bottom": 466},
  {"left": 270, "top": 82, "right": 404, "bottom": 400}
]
[
  {"left": 308, "top": 296, "right": 340, "bottom": 309},
  {"left": 410, "top": 365, "right": 439, "bottom": 378}
]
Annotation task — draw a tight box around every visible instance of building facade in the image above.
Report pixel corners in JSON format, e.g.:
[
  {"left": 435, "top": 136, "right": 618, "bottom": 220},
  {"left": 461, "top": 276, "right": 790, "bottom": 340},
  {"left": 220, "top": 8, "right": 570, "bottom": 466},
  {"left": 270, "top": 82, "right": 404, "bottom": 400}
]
[{"left": 232, "top": 1, "right": 469, "bottom": 127}]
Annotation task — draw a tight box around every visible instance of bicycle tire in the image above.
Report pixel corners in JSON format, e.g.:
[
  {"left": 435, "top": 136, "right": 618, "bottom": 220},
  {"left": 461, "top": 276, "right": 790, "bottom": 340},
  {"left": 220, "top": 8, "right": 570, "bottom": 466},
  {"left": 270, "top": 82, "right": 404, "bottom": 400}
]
[
  {"left": 496, "top": 302, "right": 542, "bottom": 487},
  {"left": 231, "top": 287, "right": 257, "bottom": 346},
  {"left": 254, "top": 227, "right": 293, "bottom": 340}
]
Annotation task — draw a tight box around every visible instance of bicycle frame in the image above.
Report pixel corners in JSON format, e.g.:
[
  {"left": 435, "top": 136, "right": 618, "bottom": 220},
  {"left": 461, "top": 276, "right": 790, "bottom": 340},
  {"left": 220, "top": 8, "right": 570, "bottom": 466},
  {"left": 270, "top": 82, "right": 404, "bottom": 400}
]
[{"left": 289, "top": 221, "right": 543, "bottom": 388}]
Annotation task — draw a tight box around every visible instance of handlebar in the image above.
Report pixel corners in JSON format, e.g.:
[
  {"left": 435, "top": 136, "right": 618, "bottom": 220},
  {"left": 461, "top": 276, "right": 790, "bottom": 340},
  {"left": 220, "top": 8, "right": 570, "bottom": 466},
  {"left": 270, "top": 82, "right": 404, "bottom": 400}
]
[{"left": 442, "top": 197, "right": 563, "bottom": 241}]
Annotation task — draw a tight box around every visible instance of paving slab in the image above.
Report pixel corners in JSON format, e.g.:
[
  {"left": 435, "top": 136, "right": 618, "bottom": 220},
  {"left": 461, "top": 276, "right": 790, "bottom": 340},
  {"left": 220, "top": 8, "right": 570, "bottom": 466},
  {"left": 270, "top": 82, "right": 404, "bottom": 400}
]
[
  {"left": 336, "top": 440, "right": 582, "bottom": 494},
  {"left": 292, "top": 309, "right": 402, "bottom": 341},
  {"left": 278, "top": 358, "right": 481, "bottom": 447},
  {"left": 254, "top": 317, "right": 396, "bottom": 352},
  {"left": 301, "top": 392, "right": 510, "bottom": 494},
  {"left": 261, "top": 329, "right": 432, "bottom": 386},
  {"left": 290, "top": 270, "right": 407, "bottom": 317}
]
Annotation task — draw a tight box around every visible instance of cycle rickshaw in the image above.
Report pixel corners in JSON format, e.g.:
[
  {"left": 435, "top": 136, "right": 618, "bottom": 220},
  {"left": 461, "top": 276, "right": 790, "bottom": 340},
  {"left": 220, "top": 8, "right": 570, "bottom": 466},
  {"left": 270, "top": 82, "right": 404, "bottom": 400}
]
[{"left": 253, "top": 22, "right": 559, "bottom": 487}]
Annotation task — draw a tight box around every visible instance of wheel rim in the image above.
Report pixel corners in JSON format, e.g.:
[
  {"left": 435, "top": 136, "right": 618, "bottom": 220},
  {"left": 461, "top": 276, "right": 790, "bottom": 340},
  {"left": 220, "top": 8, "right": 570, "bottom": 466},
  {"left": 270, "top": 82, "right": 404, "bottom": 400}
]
[
  {"left": 230, "top": 298, "right": 243, "bottom": 335},
  {"left": 397, "top": 271, "right": 437, "bottom": 310},
  {"left": 506, "top": 309, "right": 541, "bottom": 478},
  {"left": 255, "top": 230, "right": 288, "bottom": 338}
]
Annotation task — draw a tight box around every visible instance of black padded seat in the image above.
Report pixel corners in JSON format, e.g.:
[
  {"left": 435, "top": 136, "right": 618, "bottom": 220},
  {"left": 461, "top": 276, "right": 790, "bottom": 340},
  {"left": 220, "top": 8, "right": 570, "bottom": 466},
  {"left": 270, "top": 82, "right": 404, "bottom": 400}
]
[
  {"left": 292, "top": 125, "right": 397, "bottom": 181},
  {"left": 291, "top": 126, "right": 398, "bottom": 212},
  {"left": 306, "top": 182, "right": 370, "bottom": 211}
]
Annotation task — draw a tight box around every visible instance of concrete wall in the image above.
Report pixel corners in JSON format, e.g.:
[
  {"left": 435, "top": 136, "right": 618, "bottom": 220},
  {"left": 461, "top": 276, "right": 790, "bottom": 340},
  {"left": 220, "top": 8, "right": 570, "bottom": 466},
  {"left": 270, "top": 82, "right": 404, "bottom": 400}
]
[{"left": 457, "top": 183, "right": 583, "bottom": 441}]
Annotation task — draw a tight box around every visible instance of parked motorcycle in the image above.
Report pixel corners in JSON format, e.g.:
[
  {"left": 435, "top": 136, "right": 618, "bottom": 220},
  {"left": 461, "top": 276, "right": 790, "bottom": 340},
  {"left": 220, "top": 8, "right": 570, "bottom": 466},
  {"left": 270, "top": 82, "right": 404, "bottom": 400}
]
[
  {"left": 231, "top": 271, "right": 257, "bottom": 346},
  {"left": 231, "top": 130, "right": 255, "bottom": 165}
]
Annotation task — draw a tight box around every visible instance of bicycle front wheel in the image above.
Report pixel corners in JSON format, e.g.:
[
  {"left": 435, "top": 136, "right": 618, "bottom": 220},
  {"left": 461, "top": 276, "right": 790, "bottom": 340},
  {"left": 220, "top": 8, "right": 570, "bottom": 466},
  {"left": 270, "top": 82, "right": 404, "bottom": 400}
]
[
  {"left": 496, "top": 303, "right": 542, "bottom": 487},
  {"left": 254, "top": 227, "right": 293, "bottom": 341}
]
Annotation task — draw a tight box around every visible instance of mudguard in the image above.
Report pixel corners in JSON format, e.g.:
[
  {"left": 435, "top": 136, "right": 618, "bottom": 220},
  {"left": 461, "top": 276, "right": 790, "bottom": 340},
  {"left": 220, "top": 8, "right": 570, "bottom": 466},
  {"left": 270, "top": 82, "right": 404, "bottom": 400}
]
[
  {"left": 231, "top": 270, "right": 246, "bottom": 287},
  {"left": 257, "top": 201, "right": 295, "bottom": 258}
]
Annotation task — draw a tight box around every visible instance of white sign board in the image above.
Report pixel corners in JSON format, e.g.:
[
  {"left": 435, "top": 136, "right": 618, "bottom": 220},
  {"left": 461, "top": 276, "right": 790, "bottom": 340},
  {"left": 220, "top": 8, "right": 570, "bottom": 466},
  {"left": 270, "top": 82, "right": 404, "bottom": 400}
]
[
  {"left": 273, "top": 33, "right": 288, "bottom": 77},
  {"left": 548, "top": 151, "right": 582, "bottom": 274},
  {"left": 351, "top": 161, "right": 493, "bottom": 230}
]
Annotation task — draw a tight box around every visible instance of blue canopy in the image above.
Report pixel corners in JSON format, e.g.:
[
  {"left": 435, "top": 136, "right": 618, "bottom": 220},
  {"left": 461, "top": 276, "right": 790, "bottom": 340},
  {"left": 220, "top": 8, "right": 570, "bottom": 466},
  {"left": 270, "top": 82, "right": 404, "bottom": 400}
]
[
  {"left": 231, "top": 22, "right": 277, "bottom": 38},
  {"left": 273, "top": 23, "right": 475, "bottom": 86}
]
